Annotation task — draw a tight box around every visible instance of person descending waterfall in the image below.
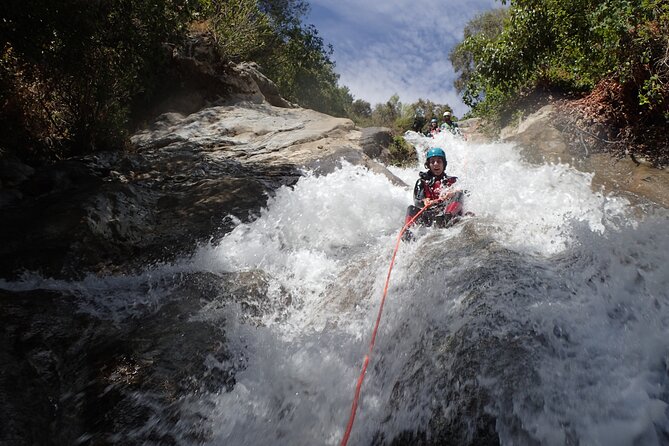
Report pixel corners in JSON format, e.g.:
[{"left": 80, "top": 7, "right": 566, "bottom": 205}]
[
  {"left": 440, "top": 111, "right": 464, "bottom": 138},
  {"left": 425, "top": 118, "right": 440, "bottom": 137},
  {"left": 402, "top": 147, "right": 464, "bottom": 241}
]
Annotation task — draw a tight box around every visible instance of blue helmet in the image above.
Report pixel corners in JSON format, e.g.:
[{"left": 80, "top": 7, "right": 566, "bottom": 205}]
[{"left": 425, "top": 147, "right": 447, "bottom": 168}]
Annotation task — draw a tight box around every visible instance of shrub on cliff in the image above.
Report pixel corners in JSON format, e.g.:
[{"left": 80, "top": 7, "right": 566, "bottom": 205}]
[
  {"left": 202, "top": 0, "right": 353, "bottom": 118},
  {"left": 0, "top": 0, "right": 354, "bottom": 164},
  {"left": 0, "top": 0, "right": 197, "bottom": 163},
  {"left": 453, "top": 1, "right": 668, "bottom": 124}
]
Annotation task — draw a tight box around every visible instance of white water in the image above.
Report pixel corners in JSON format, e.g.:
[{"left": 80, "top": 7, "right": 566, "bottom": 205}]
[
  {"left": 3, "top": 132, "right": 668, "bottom": 445},
  {"left": 182, "top": 132, "right": 669, "bottom": 445}
]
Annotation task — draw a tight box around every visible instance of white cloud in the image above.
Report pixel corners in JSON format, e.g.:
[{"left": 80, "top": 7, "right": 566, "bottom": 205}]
[{"left": 307, "top": 0, "right": 502, "bottom": 116}]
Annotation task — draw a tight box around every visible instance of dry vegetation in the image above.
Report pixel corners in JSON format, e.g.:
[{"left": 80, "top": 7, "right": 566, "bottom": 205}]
[{"left": 554, "top": 78, "right": 669, "bottom": 168}]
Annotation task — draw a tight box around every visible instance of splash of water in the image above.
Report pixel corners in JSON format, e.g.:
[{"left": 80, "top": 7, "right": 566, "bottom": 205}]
[
  {"left": 182, "top": 134, "right": 668, "bottom": 445},
  {"left": 2, "top": 133, "right": 667, "bottom": 445}
]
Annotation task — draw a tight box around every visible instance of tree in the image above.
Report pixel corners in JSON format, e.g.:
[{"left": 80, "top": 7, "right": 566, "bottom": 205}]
[
  {"left": 227, "top": 0, "right": 353, "bottom": 117},
  {"left": 0, "top": 0, "right": 357, "bottom": 162},
  {"left": 0, "top": 0, "right": 198, "bottom": 160},
  {"left": 370, "top": 94, "right": 402, "bottom": 126},
  {"left": 457, "top": 0, "right": 668, "bottom": 116},
  {"left": 205, "top": 0, "right": 272, "bottom": 61},
  {"left": 450, "top": 8, "right": 507, "bottom": 95},
  {"left": 350, "top": 99, "right": 372, "bottom": 118}
]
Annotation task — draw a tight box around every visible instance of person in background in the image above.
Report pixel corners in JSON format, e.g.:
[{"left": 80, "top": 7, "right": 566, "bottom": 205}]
[
  {"left": 402, "top": 147, "right": 463, "bottom": 240},
  {"left": 425, "top": 118, "right": 440, "bottom": 137},
  {"left": 440, "top": 111, "right": 460, "bottom": 135}
]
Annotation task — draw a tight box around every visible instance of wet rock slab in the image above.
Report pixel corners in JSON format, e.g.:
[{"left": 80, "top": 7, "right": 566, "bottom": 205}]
[{"left": 0, "top": 270, "right": 283, "bottom": 445}]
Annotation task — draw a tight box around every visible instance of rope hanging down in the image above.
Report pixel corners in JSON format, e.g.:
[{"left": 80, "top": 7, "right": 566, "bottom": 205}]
[{"left": 339, "top": 198, "right": 444, "bottom": 446}]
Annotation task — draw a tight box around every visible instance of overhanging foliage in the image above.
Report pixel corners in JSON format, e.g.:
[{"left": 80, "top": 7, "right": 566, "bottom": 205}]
[{"left": 452, "top": 0, "right": 668, "bottom": 124}]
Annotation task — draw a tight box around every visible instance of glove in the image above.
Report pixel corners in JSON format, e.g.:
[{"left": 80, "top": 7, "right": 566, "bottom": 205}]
[
  {"left": 423, "top": 198, "right": 442, "bottom": 208},
  {"left": 440, "top": 191, "right": 454, "bottom": 200}
]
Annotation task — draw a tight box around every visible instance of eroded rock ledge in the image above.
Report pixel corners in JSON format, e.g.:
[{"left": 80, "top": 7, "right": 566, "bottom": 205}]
[{"left": 0, "top": 98, "right": 402, "bottom": 279}]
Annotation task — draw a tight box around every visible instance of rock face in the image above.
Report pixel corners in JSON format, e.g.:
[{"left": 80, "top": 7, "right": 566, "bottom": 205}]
[
  {"left": 134, "top": 47, "right": 295, "bottom": 122},
  {"left": 360, "top": 127, "right": 393, "bottom": 164},
  {"left": 456, "top": 117, "right": 486, "bottom": 144},
  {"left": 0, "top": 79, "right": 408, "bottom": 444},
  {"left": 0, "top": 100, "right": 404, "bottom": 280},
  {"left": 469, "top": 104, "right": 669, "bottom": 209}
]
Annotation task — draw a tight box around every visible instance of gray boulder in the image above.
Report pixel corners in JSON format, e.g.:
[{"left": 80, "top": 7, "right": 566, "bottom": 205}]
[
  {"left": 0, "top": 102, "right": 405, "bottom": 279},
  {"left": 360, "top": 126, "right": 393, "bottom": 163}
]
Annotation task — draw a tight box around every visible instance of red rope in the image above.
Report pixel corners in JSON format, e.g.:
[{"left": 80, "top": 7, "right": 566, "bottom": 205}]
[{"left": 339, "top": 199, "right": 443, "bottom": 446}]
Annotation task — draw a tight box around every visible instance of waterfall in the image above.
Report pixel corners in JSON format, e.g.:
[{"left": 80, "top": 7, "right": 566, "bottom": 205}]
[
  {"left": 2, "top": 132, "right": 668, "bottom": 445},
  {"left": 183, "top": 132, "right": 669, "bottom": 445}
]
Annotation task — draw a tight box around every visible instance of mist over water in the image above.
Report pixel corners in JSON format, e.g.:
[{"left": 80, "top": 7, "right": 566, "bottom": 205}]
[{"left": 2, "top": 132, "right": 668, "bottom": 445}]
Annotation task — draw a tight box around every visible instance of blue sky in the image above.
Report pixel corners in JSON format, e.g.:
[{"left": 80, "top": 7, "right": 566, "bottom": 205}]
[{"left": 306, "top": 0, "right": 502, "bottom": 117}]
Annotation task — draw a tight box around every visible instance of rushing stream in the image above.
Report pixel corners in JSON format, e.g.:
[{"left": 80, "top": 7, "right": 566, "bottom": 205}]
[{"left": 2, "top": 132, "right": 669, "bottom": 445}]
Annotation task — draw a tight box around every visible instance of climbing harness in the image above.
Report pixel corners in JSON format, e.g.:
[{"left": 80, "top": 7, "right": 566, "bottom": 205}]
[{"left": 339, "top": 198, "right": 445, "bottom": 446}]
